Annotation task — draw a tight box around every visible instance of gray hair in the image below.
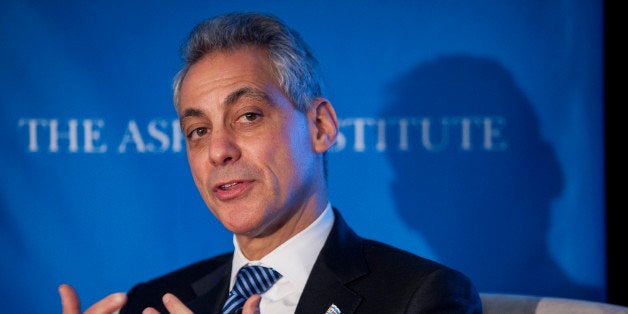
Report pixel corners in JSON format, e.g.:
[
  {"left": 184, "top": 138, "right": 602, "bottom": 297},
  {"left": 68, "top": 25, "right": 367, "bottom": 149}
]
[{"left": 172, "top": 12, "right": 325, "bottom": 112}]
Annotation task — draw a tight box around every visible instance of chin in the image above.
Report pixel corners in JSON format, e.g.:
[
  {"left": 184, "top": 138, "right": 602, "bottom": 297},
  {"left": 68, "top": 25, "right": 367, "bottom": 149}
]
[{"left": 222, "top": 210, "right": 263, "bottom": 233}]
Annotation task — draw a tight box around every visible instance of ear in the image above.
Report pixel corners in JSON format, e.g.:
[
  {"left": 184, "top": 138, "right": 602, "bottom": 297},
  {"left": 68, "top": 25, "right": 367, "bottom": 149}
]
[{"left": 307, "top": 97, "right": 339, "bottom": 153}]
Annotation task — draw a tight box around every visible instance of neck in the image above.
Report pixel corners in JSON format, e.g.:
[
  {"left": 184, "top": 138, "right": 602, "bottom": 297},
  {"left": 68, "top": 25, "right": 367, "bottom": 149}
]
[{"left": 236, "top": 199, "right": 328, "bottom": 260}]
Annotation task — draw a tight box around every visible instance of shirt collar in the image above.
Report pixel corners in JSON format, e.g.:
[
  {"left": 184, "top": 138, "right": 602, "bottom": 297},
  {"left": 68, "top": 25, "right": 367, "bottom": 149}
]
[{"left": 229, "top": 203, "right": 335, "bottom": 291}]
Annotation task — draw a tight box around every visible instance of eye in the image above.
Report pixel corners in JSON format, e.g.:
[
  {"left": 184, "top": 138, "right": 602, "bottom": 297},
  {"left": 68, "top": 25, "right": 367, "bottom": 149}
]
[
  {"left": 241, "top": 112, "right": 261, "bottom": 122},
  {"left": 188, "top": 127, "right": 208, "bottom": 139}
]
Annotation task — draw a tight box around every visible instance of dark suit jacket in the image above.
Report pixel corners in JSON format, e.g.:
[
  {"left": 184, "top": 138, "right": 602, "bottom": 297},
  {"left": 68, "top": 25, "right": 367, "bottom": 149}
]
[{"left": 120, "top": 208, "right": 482, "bottom": 313}]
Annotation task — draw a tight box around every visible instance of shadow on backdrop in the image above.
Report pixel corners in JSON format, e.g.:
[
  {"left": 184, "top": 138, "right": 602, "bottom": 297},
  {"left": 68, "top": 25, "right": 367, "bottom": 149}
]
[{"left": 380, "top": 55, "right": 603, "bottom": 301}]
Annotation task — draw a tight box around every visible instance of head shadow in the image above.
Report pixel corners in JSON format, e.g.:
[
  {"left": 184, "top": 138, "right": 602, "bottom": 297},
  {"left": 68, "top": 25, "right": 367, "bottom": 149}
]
[{"left": 380, "top": 54, "right": 602, "bottom": 300}]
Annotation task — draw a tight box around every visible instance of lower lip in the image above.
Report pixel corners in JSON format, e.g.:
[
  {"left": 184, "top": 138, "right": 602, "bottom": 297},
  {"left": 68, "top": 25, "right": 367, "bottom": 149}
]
[{"left": 214, "top": 181, "right": 252, "bottom": 201}]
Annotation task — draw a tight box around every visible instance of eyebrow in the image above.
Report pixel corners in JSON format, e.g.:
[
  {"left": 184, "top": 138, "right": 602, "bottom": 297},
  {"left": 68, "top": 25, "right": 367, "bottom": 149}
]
[
  {"left": 180, "top": 87, "right": 273, "bottom": 121},
  {"left": 180, "top": 108, "right": 205, "bottom": 121},
  {"left": 224, "top": 86, "right": 271, "bottom": 107}
]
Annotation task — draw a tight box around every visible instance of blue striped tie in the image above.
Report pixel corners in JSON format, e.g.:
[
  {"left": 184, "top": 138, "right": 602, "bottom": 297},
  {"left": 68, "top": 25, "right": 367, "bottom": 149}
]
[{"left": 221, "top": 265, "right": 282, "bottom": 314}]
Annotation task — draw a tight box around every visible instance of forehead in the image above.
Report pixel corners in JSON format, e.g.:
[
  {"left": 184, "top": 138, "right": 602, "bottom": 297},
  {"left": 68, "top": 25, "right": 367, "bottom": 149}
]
[{"left": 179, "top": 46, "right": 277, "bottom": 102}]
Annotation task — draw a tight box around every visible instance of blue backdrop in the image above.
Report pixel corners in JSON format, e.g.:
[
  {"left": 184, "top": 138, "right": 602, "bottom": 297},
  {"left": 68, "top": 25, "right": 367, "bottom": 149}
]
[{"left": 1, "top": 1, "right": 605, "bottom": 312}]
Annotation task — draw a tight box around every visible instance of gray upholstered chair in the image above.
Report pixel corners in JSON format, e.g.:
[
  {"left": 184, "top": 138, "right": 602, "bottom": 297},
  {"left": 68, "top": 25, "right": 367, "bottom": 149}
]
[{"left": 480, "top": 293, "right": 628, "bottom": 314}]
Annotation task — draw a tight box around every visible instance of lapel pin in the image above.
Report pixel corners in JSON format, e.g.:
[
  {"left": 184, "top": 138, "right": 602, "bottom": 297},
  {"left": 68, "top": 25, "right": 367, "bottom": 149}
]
[{"left": 325, "top": 303, "right": 341, "bottom": 314}]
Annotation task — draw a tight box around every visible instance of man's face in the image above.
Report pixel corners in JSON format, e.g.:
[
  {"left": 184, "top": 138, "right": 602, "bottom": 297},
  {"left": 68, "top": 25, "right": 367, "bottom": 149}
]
[{"left": 177, "top": 45, "right": 320, "bottom": 239}]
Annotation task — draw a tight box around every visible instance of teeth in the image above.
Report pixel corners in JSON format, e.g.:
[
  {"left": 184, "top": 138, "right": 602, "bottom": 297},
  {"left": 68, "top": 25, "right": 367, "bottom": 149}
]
[{"left": 220, "top": 182, "right": 238, "bottom": 189}]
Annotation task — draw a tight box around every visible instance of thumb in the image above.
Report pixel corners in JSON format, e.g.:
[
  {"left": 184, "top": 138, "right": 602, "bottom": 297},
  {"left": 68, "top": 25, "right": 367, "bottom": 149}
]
[
  {"left": 242, "top": 294, "right": 261, "bottom": 314},
  {"left": 59, "top": 284, "right": 81, "bottom": 314}
]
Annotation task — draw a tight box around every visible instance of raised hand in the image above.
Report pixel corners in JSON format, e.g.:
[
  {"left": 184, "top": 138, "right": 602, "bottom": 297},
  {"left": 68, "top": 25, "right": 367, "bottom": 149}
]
[
  {"left": 142, "top": 293, "right": 192, "bottom": 314},
  {"left": 58, "top": 284, "right": 126, "bottom": 314},
  {"left": 142, "top": 293, "right": 262, "bottom": 314},
  {"left": 60, "top": 284, "right": 261, "bottom": 314}
]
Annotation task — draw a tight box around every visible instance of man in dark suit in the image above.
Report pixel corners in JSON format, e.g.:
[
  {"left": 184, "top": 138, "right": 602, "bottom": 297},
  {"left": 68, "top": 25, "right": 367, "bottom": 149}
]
[{"left": 59, "top": 12, "right": 482, "bottom": 314}]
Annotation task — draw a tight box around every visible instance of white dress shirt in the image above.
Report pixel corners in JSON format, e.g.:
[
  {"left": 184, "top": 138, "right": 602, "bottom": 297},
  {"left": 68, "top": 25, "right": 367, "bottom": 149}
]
[{"left": 229, "top": 203, "right": 335, "bottom": 313}]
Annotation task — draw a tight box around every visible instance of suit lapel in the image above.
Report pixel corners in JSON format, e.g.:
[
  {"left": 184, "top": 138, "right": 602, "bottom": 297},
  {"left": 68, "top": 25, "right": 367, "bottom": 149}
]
[
  {"left": 185, "top": 259, "right": 232, "bottom": 313},
  {"left": 296, "top": 208, "right": 367, "bottom": 314}
]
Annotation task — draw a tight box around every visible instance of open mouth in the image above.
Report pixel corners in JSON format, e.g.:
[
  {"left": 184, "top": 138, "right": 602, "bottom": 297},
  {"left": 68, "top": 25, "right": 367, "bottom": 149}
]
[
  {"left": 219, "top": 182, "right": 240, "bottom": 190},
  {"left": 213, "top": 180, "right": 252, "bottom": 201}
]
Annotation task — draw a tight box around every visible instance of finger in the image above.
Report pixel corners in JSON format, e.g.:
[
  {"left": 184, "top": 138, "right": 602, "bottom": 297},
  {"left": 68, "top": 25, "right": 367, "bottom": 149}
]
[
  {"left": 59, "top": 284, "right": 81, "bottom": 314},
  {"left": 162, "top": 293, "right": 193, "bottom": 314},
  {"left": 242, "top": 294, "right": 261, "bottom": 314},
  {"left": 142, "top": 307, "right": 160, "bottom": 314},
  {"left": 83, "top": 291, "right": 127, "bottom": 314}
]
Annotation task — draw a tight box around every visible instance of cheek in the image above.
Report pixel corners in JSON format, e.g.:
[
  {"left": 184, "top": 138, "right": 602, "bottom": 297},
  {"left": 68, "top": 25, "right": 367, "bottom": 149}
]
[
  {"left": 277, "top": 125, "right": 315, "bottom": 179},
  {"left": 289, "top": 121, "right": 315, "bottom": 160},
  {"left": 248, "top": 128, "right": 306, "bottom": 182},
  {"left": 187, "top": 151, "right": 207, "bottom": 186}
]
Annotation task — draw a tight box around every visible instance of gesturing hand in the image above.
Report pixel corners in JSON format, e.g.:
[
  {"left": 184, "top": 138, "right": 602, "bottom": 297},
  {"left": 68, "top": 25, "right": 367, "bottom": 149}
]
[
  {"left": 58, "top": 284, "right": 126, "bottom": 314},
  {"left": 142, "top": 293, "right": 262, "bottom": 314},
  {"left": 60, "top": 284, "right": 261, "bottom": 314}
]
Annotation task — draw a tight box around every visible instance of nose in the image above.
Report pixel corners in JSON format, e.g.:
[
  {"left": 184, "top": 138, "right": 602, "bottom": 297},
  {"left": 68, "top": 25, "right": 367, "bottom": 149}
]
[{"left": 207, "top": 129, "right": 240, "bottom": 166}]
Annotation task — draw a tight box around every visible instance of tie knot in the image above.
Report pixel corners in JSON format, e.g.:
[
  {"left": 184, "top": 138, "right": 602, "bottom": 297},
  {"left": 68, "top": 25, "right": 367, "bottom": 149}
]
[
  {"left": 221, "top": 265, "right": 282, "bottom": 314},
  {"left": 232, "top": 265, "right": 282, "bottom": 297}
]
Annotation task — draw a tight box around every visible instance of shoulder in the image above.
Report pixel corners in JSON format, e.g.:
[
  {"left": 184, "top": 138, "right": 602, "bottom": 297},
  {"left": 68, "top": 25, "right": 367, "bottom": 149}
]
[
  {"left": 329, "top": 235, "right": 484, "bottom": 312},
  {"left": 332, "top": 209, "right": 467, "bottom": 278},
  {"left": 360, "top": 238, "right": 451, "bottom": 275},
  {"left": 331, "top": 210, "right": 481, "bottom": 311},
  {"left": 356, "top": 238, "right": 482, "bottom": 312},
  {"left": 332, "top": 208, "right": 472, "bottom": 282},
  {"left": 359, "top": 237, "right": 481, "bottom": 291}
]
